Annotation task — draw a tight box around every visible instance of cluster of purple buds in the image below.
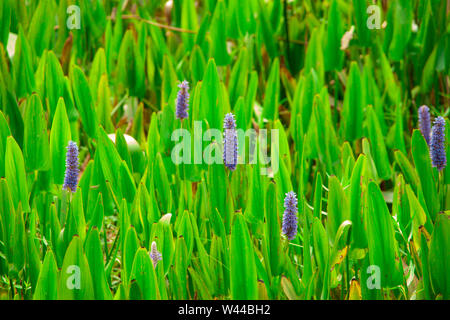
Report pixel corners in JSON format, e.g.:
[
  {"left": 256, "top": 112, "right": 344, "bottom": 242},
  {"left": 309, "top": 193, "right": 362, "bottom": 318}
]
[
  {"left": 150, "top": 241, "right": 162, "bottom": 267},
  {"left": 430, "top": 116, "right": 446, "bottom": 171},
  {"left": 418, "top": 105, "right": 431, "bottom": 146},
  {"left": 175, "top": 80, "right": 189, "bottom": 120},
  {"left": 223, "top": 113, "right": 238, "bottom": 171},
  {"left": 63, "top": 141, "right": 80, "bottom": 192},
  {"left": 282, "top": 191, "right": 298, "bottom": 240}
]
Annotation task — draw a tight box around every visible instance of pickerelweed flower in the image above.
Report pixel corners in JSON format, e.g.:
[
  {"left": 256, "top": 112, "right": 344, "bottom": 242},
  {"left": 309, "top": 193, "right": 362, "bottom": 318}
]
[
  {"left": 63, "top": 141, "right": 79, "bottom": 192},
  {"left": 430, "top": 116, "right": 446, "bottom": 171},
  {"left": 418, "top": 105, "right": 431, "bottom": 146},
  {"left": 175, "top": 80, "right": 189, "bottom": 120},
  {"left": 150, "top": 241, "right": 162, "bottom": 267},
  {"left": 282, "top": 191, "right": 298, "bottom": 240},
  {"left": 223, "top": 113, "right": 238, "bottom": 171}
]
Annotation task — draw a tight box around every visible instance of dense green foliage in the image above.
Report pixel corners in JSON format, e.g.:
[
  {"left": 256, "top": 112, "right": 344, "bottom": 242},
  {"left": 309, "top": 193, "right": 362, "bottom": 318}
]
[{"left": 0, "top": 0, "right": 449, "bottom": 300}]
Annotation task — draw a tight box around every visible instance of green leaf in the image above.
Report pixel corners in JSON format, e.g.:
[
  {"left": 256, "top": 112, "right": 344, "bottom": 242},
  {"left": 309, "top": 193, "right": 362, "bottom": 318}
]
[
  {"left": 304, "top": 28, "right": 324, "bottom": 85},
  {"left": 116, "top": 29, "right": 145, "bottom": 98},
  {"left": 388, "top": 0, "right": 413, "bottom": 61},
  {"left": 27, "top": 224, "right": 41, "bottom": 291},
  {"left": 349, "top": 155, "right": 368, "bottom": 250},
  {"left": 34, "top": 249, "right": 58, "bottom": 300},
  {"left": 365, "top": 182, "right": 403, "bottom": 287},
  {"left": 230, "top": 213, "right": 258, "bottom": 299},
  {"left": 44, "top": 51, "right": 66, "bottom": 122},
  {"left": 123, "top": 226, "right": 140, "bottom": 289},
  {"left": 420, "top": 45, "right": 438, "bottom": 94},
  {"left": 27, "top": 0, "right": 54, "bottom": 57},
  {"left": 324, "top": 0, "right": 344, "bottom": 71},
  {"left": 87, "top": 192, "right": 104, "bottom": 231},
  {"left": 312, "top": 217, "right": 330, "bottom": 299},
  {"left": 64, "top": 190, "right": 87, "bottom": 247},
  {"left": 173, "top": 236, "right": 189, "bottom": 299},
  {"left": 342, "top": 62, "right": 364, "bottom": 141},
  {"left": 13, "top": 26, "right": 35, "bottom": 98},
  {"left": 326, "top": 176, "right": 350, "bottom": 244},
  {"left": 190, "top": 45, "right": 206, "bottom": 83},
  {"left": 312, "top": 91, "right": 340, "bottom": 174},
  {"left": 264, "top": 182, "right": 283, "bottom": 277},
  {"left": 411, "top": 130, "right": 439, "bottom": 221},
  {"left": 0, "top": 0, "right": 10, "bottom": 46},
  {"left": 58, "top": 235, "right": 95, "bottom": 300},
  {"left": 161, "top": 54, "right": 178, "bottom": 109},
  {"left": 71, "top": 66, "right": 98, "bottom": 139},
  {"left": 176, "top": 211, "right": 194, "bottom": 258},
  {"left": 365, "top": 106, "right": 391, "bottom": 180},
  {"left": 405, "top": 184, "right": 431, "bottom": 250},
  {"left": 228, "top": 48, "right": 249, "bottom": 107},
  {"left": 244, "top": 162, "right": 264, "bottom": 234},
  {"left": 97, "top": 126, "right": 123, "bottom": 200},
  {"left": 209, "top": 0, "right": 230, "bottom": 65},
  {"left": 236, "top": 0, "right": 255, "bottom": 35},
  {"left": 89, "top": 48, "right": 108, "bottom": 103},
  {"left": 50, "top": 98, "right": 71, "bottom": 184},
  {"left": 153, "top": 153, "right": 172, "bottom": 214},
  {"left": 119, "top": 160, "right": 137, "bottom": 204},
  {"left": 130, "top": 248, "right": 159, "bottom": 300},
  {"left": 5, "top": 136, "right": 29, "bottom": 211},
  {"left": 199, "top": 59, "right": 223, "bottom": 130},
  {"left": 85, "top": 227, "right": 113, "bottom": 300},
  {"left": 428, "top": 212, "right": 450, "bottom": 299},
  {"left": 188, "top": 267, "right": 213, "bottom": 299},
  {"left": 376, "top": 42, "right": 401, "bottom": 103},
  {"left": 257, "top": 0, "right": 278, "bottom": 58},
  {"left": 23, "top": 93, "right": 50, "bottom": 172},
  {"left": 353, "top": 0, "right": 371, "bottom": 47},
  {"left": 0, "top": 179, "right": 14, "bottom": 263},
  {"left": 11, "top": 204, "right": 26, "bottom": 275},
  {"left": 128, "top": 280, "right": 143, "bottom": 300},
  {"left": 96, "top": 75, "right": 114, "bottom": 132},
  {"left": 394, "top": 150, "right": 420, "bottom": 193},
  {"left": 181, "top": 0, "right": 198, "bottom": 51},
  {"left": 0, "top": 110, "right": 11, "bottom": 177},
  {"left": 261, "top": 58, "right": 280, "bottom": 124}
]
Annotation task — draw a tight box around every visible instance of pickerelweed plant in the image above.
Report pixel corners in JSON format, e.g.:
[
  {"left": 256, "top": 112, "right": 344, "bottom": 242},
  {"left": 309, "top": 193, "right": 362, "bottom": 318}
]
[{"left": 0, "top": 0, "right": 448, "bottom": 302}]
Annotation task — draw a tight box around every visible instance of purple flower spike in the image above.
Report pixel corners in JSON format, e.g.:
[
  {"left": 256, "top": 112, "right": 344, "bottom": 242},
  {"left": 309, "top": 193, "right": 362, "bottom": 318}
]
[
  {"left": 430, "top": 116, "right": 446, "bottom": 171},
  {"left": 150, "top": 241, "right": 162, "bottom": 267},
  {"left": 63, "top": 141, "right": 80, "bottom": 192},
  {"left": 223, "top": 113, "right": 238, "bottom": 171},
  {"left": 175, "top": 80, "right": 189, "bottom": 120},
  {"left": 418, "top": 105, "right": 431, "bottom": 146},
  {"left": 282, "top": 191, "right": 298, "bottom": 240}
]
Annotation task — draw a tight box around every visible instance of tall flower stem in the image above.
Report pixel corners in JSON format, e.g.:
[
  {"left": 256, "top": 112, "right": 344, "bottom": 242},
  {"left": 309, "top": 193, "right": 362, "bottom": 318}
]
[
  {"left": 9, "top": 278, "right": 14, "bottom": 299},
  {"left": 438, "top": 171, "right": 445, "bottom": 212},
  {"left": 224, "top": 169, "right": 235, "bottom": 209},
  {"left": 61, "top": 188, "right": 67, "bottom": 225},
  {"left": 180, "top": 120, "right": 188, "bottom": 207},
  {"left": 345, "top": 232, "right": 351, "bottom": 298},
  {"left": 60, "top": 188, "right": 72, "bottom": 226}
]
